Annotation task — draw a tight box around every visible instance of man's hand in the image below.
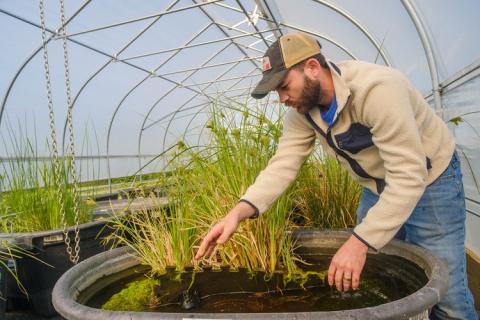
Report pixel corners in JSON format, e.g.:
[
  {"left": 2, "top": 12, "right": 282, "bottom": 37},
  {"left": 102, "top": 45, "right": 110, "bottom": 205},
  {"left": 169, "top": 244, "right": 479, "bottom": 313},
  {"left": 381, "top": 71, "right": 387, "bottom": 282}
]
[
  {"left": 328, "top": 235, "right": 368, "bottom": 292},
  {"left": 194, "top": 202, "right": 256, "bottom": 260}
]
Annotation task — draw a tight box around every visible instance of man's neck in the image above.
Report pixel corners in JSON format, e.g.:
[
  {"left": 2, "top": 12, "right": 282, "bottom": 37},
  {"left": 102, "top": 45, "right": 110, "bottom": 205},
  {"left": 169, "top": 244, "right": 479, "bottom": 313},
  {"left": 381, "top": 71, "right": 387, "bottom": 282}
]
[{"left": 318, "top": 68, "right": 335, "bottom": 107}]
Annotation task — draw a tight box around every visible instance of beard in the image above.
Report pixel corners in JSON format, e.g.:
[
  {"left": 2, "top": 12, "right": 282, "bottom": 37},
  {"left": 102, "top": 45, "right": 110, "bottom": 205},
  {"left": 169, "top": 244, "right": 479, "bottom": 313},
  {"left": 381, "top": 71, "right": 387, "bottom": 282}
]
[{"left": 291, "top": 75, "right": 321, "bottom": 114}]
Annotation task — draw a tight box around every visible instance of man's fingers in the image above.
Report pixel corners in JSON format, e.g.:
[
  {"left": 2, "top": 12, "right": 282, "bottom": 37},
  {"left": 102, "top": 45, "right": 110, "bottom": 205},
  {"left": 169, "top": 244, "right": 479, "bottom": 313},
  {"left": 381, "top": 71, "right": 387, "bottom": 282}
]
[
  {"left": 204, "top": 242, "right": 216, "bottom": 258},
  {"left": 343, "top": 271, "right": 352, "bottom": 291},
  {"left": 334, "top": 269, "right": 344, "bottom": 292},
  {"left": 195, "top": 224, "right": 224, "bottom": 260},
  {"left": 352, "top": 270, "right": 361, "bottom": 290},
  {"left": 195, "top": 235, "right": 215, "bottom": 259},
  {"left": 194, "top": 239, "right": 209, "bottom": 260},
  {"left": 327, "top": 263, "right": 336, "bottom": 287}
]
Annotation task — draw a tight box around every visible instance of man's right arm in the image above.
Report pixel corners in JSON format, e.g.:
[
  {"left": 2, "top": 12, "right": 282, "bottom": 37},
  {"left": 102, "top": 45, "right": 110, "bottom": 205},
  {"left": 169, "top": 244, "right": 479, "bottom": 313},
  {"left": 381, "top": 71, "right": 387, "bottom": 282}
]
[{"left": 239, "top": 110, "right": 316, "bottom": 214}]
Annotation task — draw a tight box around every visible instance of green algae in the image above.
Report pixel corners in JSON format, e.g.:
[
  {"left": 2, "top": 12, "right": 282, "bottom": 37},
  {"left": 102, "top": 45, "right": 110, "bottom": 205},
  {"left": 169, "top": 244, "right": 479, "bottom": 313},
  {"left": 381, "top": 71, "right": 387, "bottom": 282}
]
[{"left": 102, "top": 278, "right": 159, "bottom": 311}]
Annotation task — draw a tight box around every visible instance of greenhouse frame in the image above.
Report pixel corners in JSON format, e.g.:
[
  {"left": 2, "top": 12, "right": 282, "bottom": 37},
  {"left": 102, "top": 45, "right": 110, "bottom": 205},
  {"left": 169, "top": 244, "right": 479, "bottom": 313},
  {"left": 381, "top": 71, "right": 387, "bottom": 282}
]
[{"left": 1, "top": 0, "right": 479, "bottom": 319}]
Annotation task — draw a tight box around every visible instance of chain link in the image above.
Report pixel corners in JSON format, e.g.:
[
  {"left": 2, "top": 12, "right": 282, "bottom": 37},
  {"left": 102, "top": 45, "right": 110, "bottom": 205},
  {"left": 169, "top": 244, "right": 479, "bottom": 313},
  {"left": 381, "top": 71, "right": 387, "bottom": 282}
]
[{"left": 39, "top": 0, "right": 81, "bottom": 265}]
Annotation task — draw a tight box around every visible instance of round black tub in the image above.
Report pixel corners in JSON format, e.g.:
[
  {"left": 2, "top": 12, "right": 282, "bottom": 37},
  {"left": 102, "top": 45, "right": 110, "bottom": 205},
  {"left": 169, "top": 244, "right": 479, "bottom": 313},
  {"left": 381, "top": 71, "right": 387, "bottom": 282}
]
[{"left": 52, "top": 230, "right": 448, "bottom": 320}]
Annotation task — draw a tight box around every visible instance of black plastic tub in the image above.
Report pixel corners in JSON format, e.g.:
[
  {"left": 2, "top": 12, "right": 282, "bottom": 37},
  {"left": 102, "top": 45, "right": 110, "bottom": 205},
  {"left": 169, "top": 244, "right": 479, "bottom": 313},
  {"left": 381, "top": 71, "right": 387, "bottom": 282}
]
[
  {"left": 52, "top": 230, "right": 449, "bottom": 320},
  {"left": 0, "top": 264, "right": 6, "bottom": 319},
  {"left": 0, "top": 193, "right": 167, "bottom": 317},
  {"left": 0, "top": 219, "right": 112, "bottom": 317}
]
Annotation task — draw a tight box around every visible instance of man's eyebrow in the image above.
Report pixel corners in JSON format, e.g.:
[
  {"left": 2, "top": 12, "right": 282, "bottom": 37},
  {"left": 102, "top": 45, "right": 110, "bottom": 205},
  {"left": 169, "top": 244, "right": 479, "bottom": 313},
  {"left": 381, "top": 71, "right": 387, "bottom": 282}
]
[{"left": 276, "top": 79, "right": 287, "bottom": 90}]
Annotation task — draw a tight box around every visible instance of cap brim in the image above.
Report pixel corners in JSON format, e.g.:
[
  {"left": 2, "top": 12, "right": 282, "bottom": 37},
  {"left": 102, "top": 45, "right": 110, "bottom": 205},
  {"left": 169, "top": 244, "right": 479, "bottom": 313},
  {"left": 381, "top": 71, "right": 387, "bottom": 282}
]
[{"left": 251, "top": 69, "right": 289, "bottom": 99}]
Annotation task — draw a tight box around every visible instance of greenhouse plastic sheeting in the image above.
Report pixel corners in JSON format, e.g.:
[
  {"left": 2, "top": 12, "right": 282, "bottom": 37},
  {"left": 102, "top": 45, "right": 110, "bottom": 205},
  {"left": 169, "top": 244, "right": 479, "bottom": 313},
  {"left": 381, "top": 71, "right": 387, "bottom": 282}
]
[{"left": 0, "top": 0, "right": 479, "bottom": 254}]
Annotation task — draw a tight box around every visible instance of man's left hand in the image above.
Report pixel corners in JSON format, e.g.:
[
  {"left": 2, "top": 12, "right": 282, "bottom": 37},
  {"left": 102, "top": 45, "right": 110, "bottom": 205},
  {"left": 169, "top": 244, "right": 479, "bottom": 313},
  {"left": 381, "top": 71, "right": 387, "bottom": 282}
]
[{"left": 327, "top": 235, "right": 368, "bottom": 291}]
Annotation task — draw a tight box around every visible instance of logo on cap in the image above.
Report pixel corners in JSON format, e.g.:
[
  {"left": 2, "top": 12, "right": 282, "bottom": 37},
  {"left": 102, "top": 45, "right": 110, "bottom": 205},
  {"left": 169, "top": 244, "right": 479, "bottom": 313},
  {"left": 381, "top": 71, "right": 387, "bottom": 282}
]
[{"left": 262, "top": 56, "right": 272, "bottom": 72}]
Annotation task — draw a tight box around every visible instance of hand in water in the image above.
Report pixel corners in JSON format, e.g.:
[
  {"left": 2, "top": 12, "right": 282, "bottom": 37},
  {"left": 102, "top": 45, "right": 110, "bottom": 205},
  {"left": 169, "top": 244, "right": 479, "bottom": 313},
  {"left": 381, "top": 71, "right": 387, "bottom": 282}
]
[{"left": 327, "top": 235, "right": 368, "bottom": 292}]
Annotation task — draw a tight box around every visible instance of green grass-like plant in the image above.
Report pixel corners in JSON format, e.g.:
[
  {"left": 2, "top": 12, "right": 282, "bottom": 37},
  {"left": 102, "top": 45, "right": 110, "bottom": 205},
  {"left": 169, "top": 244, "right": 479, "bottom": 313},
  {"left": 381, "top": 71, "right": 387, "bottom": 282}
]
[
  {"left": 293, "top": 152, "right": 360, "bottom": 228},
  {"left": 106, "top": 100, "right": 360, "bottom": 283},
  {"left": 106, "top": 101, "right": 301, "bottom": 277},
  {"left": 0, "top": 121, "right": 95, "bottom": 233}
]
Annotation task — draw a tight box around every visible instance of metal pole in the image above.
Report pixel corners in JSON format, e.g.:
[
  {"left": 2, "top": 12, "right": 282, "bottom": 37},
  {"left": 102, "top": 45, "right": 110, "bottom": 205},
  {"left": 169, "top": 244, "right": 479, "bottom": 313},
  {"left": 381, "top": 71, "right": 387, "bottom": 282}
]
[
  {"left": 254, "top": 0, "right": 284, "bottom": 38},
  {"left": 311, "top": 0, "right": 392, "bottom": 66},
  {"left": 65, "top": 0, "right": 223, "bottom": 37},
  {"left": 281, "top": 23, "right": 357, "bottom": 60},
  {"left": 401, "top": 0, "right": 442, "bottom": 111},
  {"left": 122, "top": 28, "right": 279, "bottom": 61},
  {"left": 0, "top": 2, "right": 91, "bottom": 126},
  {"left": 106, "top": 23, "right": 213, "bottom": 182}
]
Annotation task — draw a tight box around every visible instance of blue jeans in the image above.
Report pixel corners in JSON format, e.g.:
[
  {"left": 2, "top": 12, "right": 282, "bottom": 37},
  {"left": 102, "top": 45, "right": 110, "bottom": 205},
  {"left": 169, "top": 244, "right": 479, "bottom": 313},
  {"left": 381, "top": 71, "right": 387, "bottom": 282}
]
[{"left": 356, "top": 151, "right": 478, "bottom": 320}]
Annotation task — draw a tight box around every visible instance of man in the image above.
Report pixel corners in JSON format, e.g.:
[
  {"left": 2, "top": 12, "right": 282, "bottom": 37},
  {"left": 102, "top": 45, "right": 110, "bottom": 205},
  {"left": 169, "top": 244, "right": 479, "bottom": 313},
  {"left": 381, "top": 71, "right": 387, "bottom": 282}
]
[{"left": 195, "top": 32, "right": 477, "bottom": 319}]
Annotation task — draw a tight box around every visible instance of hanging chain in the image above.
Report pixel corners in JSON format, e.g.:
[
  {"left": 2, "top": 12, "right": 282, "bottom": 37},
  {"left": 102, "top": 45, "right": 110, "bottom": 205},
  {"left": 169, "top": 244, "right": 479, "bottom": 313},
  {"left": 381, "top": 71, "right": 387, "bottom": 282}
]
[
  {"left": 59, "top": 0, "right": 81, "bottom": 265},
  {"left": 39, "top": 0, "right": 81, "bottom": 265}
]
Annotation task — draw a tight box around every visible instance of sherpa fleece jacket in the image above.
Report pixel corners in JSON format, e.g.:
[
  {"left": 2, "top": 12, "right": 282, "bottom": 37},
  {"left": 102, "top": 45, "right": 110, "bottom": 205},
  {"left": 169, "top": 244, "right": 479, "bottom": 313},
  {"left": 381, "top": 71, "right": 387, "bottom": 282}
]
[{"left": 240, "top": 60, "right": 455, "bottom": 250}]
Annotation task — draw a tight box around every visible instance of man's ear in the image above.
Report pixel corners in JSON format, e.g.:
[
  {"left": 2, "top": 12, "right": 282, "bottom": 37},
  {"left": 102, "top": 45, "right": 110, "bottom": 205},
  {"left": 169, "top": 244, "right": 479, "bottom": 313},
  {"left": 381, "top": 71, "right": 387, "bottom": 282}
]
[{"left": 303, "top": 58, "right": 322, "bottom": 78}]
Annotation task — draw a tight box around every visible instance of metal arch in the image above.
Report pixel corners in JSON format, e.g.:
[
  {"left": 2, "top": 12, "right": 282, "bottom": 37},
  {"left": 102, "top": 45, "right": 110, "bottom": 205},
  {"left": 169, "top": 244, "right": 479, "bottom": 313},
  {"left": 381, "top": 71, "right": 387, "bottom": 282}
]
[
  {"left": 254, "top": 0, "right": 284, "bottom": 38},
  {"left": 0, "top": 2, "right": 218, "bottom": 153},
  {"left": 65, "top": 0, "right": 223, "bottom": 38},
  {"left": 136, "top": 42, "right": 236, "bottom": 173},
  {"left": 208, "top": 2, "right": 358, "bottom": 61},
  {"left": 135, "top": 1, "right": 279, "bottom": 162},
  {"left": 215, "top": 21, "right": 279, "bottom": 55},
  {"left": 0, "top": 1, "right": 91, "bottom": 127},
  {"left": 281, "top": 23, "right": 358, "bottom": 60},
  {"left": 158, "top": 56, "right": 262, "bottom": 77},
  {"left": 146, "top": 45, "right": 252, "bottom": 159},
  {"left": 193, "top": 0, "right": 263, "bottom": 73},
  {"left": 213, "top": 22, "right": 275, "bottom": 50},
  {"left": 183, "top": 73, "right": 261, "bottom": 87},
  {"left": 234, "top": 0, "right": 270, "bottom": 47},
  {"left": 141, "top": 42, "right": 236, "bottom": 133},
  {"left": 184, "top": 68, "right": 260, "bottom": 147},
  {"left": 105, "top": 23, "right": 213, "bottom": 189},
  {"left": 213, "top": 2, "right": 275, "bottom": 25},
  {"left": 138, "top": 48, "right": 259, "bottom": 174},
  {"left": 144, "top": 101, "right": 211, "bottom": 130},
  {"left": 61, "top": 2, "right": 239, "bottom": 156},
  {"left": 137, "top": 43, "right": 251, "bottom": 168},
  {"left": 401, "top": 0, "right": 442, "bottom": 111},
  {"left": 146, "top": 66, "right": 257, "bottom": 152},
  {"left": 61, "top": 0, "right": 181, "bottom": 154},
  {"left": 311, "top": 0, "right": 392, "bottom": 66},
  {"left": 121, "top": 29, "right": 278, "bottom": 61}
]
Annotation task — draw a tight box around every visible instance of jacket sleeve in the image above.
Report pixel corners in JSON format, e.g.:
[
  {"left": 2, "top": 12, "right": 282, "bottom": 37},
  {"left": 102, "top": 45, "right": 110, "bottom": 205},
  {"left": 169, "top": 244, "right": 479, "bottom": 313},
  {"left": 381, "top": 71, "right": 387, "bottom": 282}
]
[
  {"left": 240, "top": 110, "right": 316, "bottom": 215},
  {"left": 353, "top": 73, "right": 428, "bottom": 250}
]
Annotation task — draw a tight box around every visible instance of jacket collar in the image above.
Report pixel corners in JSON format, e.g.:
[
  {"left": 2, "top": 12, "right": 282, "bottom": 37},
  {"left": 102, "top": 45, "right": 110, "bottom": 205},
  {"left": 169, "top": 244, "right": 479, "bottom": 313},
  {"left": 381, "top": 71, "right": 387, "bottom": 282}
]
[{"left": 328, "top": 60, "right": 351, "bottom": 116}]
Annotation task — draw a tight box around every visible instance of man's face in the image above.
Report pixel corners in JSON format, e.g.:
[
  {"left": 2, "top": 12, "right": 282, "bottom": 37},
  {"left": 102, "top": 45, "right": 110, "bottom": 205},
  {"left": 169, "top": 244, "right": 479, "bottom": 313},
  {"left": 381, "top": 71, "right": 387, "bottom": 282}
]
[{"left": 276, "top": 68, "right": 321, "bottom": 114}]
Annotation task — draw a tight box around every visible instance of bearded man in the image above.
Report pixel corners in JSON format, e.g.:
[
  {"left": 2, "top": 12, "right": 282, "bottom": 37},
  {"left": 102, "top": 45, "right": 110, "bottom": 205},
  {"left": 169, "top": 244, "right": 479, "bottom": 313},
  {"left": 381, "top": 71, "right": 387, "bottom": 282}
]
[{"left": 195, "top": 32, "right": 478, "bottom": 320}]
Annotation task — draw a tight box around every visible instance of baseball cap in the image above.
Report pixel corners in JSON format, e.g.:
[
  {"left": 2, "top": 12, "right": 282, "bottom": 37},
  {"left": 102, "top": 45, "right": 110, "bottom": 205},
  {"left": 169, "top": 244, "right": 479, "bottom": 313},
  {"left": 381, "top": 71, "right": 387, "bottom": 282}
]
[{"left": 251, "top": 32, "right": 322, "bottom": 99}]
